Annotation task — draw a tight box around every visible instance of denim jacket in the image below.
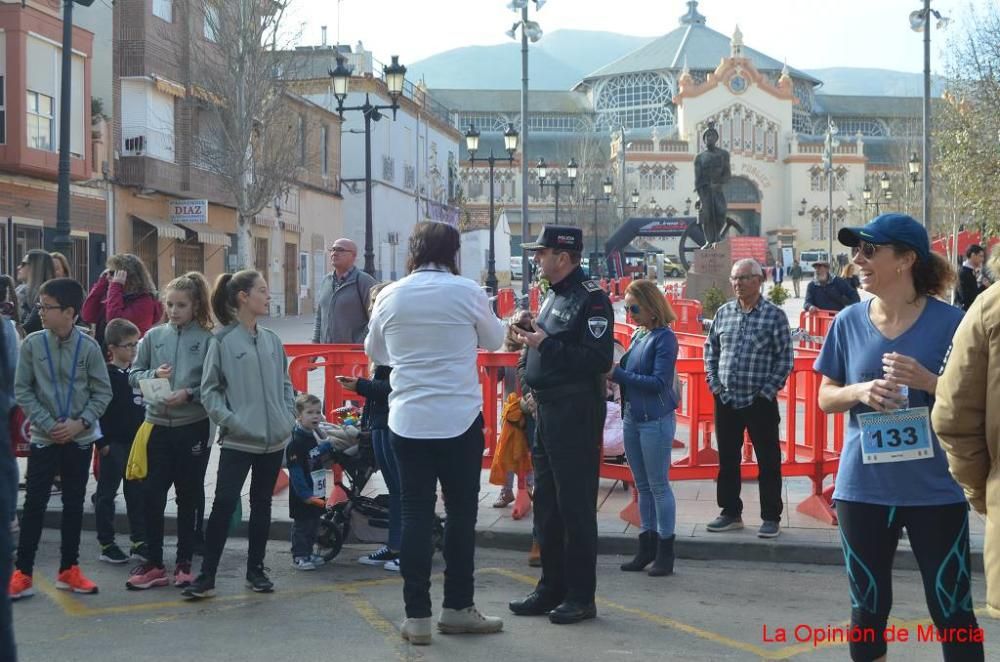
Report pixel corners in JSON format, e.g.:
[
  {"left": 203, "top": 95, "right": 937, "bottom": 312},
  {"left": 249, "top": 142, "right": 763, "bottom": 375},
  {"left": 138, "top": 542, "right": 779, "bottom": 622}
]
[{"left": 611, "top": 326, "right": 679, "bottom": 422}]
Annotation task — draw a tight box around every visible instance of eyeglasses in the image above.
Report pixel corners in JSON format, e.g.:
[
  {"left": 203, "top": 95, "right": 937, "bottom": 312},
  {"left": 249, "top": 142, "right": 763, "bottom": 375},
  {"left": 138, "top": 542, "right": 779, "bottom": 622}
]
[
  {"left": 851, "top": 241, "right": 883, "bottom": 260},
  {"left": 729, "top": 274, "right": 758, "bottom": 283},
  {"left": 35, "top": 303, "right": 65, "bottom": 312},
  {"left": 110, "top": 342, "right": 139, "bottom": 349},
  {"left": 626, "top": 304, "right": 642, "bottom": 315},
  {"left": 328, "top": 247, "right": 353, "bottom": 254}
]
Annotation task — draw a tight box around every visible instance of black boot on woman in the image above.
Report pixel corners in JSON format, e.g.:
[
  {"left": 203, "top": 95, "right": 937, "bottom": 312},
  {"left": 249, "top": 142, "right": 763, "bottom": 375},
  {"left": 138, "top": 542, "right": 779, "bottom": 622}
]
[
  {"left": 648, "top": 535, "right": 675, "bottom": 577},
  {"left": 620, "top": 530, "right": 657, "bottom": 571}
]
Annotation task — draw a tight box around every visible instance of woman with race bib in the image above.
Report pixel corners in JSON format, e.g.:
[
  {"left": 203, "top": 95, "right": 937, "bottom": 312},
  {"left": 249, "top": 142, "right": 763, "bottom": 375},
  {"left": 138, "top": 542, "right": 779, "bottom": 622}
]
[{"left": 815, "top": 213, "right": 983, "bottom": 662}]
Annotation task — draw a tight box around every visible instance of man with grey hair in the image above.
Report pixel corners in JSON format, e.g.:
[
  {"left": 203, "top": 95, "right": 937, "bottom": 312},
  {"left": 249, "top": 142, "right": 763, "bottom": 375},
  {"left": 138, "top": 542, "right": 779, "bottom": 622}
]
[
  {"left": 704, "top": 258, "right": 793, "bottom": 538},
  {"left": 313, "top": 238, "right": 377, "bottom": 344}
]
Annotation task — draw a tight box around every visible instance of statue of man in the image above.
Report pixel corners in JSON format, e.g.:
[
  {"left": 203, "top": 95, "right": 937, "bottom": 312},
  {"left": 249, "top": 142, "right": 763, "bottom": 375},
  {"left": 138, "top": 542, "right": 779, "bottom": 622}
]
[{"left": 694, "top": 125, "right": 731, "bottom": 246}]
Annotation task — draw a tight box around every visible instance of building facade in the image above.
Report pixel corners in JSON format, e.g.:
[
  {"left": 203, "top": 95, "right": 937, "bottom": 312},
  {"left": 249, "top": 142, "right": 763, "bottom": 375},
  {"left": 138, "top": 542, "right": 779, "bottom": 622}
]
[
  {"left": 0, "top": 0, "right": 106, "bottom": 284},
  {"left": 444, "top": 1, "right": 926, "bottom": 271}
]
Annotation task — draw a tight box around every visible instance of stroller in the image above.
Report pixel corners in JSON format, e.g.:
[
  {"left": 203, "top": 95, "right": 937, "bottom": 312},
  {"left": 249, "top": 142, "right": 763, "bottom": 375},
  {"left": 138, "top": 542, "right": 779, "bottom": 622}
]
[{"left": 315, "top": 431, "right": 445, "bottom": 562}]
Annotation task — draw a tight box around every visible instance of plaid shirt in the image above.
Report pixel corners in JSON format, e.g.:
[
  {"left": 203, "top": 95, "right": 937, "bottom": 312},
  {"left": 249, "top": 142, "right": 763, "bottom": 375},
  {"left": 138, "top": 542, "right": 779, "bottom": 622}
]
[{"left": 704, "top": 297, "right": 793, "bottom": 408}]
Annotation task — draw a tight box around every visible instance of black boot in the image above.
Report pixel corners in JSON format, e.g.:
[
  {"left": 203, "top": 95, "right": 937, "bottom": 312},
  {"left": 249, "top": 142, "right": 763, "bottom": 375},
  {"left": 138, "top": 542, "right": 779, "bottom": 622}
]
[
  {"left": 620, "top": 530, "right": 657, "bottom": 571},
  {"left": 648, "top": 535, "right": 675, "bottom": 577}
]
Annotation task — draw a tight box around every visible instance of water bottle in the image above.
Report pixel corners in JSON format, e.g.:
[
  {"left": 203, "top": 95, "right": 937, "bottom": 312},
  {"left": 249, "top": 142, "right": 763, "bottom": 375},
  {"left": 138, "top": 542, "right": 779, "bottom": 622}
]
[{"left": 897, "top": 384, "right": 909, "bottom": 410}]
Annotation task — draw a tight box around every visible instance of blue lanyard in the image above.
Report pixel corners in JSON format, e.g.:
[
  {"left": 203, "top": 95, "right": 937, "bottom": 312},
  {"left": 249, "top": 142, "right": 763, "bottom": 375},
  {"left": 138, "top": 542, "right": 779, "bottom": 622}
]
[{"left": 43, "top": 331, "right": 84, "bottom": 421}]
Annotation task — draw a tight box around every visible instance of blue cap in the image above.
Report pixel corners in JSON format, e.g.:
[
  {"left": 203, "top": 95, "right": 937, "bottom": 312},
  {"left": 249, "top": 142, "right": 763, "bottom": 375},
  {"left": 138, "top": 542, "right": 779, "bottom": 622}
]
[{"left": 837, "top": 213, "right": 930, "bottom": 262}]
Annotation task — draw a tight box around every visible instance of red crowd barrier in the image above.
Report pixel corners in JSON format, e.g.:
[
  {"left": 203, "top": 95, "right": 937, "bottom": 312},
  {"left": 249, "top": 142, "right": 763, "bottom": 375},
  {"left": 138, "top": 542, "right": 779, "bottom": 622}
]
[
  {"left": 495, "top": 288, "right": 516, "bottom": 319},
  {"left": 669, "top": 298, "right": 704, "bottom": 335},
  {"left": 528, "top": 285, "right": 540, "bottom": 313},
  {"left": 798, "top": 309, "right": 837, "bottom": 348}
]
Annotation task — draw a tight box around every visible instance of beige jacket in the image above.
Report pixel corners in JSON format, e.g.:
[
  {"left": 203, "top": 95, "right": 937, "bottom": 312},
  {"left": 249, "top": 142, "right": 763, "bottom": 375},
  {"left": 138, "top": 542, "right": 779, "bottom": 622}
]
[{"left": 932, "top": 284, "right": 1000, "bottom": 618}]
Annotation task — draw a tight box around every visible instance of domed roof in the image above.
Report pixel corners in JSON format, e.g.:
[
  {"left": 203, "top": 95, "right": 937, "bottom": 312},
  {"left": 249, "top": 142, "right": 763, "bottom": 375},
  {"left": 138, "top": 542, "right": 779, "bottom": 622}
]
[{"left": 575, "top": 1, "right": 820, "bottom": 88}]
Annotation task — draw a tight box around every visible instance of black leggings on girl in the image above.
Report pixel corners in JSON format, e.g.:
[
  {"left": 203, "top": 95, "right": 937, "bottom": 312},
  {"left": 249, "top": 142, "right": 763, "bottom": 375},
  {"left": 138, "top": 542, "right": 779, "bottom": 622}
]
[{"left": 835, "top": 500, "right": 983, "bottom": 662}]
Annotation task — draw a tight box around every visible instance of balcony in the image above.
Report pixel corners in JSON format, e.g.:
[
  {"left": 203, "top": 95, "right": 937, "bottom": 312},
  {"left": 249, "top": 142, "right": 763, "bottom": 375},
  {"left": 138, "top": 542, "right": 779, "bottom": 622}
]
[{"left": 121, "top": 124, "right": 174, "bottom": 161}]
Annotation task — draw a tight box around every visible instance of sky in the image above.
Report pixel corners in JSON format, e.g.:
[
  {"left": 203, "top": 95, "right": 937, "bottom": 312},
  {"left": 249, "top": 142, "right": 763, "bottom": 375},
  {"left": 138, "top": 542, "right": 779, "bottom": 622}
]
[{"left": 289, "top": 0, "right": 987, "bottom": 74}]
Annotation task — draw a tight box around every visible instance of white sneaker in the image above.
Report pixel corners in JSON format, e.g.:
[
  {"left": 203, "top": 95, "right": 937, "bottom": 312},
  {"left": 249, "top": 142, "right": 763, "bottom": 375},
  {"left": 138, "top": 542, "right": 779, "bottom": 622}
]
[
  {"left": 292, "top": 556, "right": 316, "bottom": 571},
  {"left": 401, "top": 617, "right": 432, "bottom": 645},
  {"left": 437, "top": 605, "right": 504, "bottom": 634},
  {"left": 384, "top": 558, "right": 400, "bottom": 572},
  {"left": 309, "top": 554, "right": 327, "bottom": 567}
]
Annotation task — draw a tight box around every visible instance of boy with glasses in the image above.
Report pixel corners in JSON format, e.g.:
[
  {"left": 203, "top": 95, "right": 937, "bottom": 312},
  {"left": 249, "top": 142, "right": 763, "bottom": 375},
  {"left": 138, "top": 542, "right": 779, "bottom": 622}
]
[
  {"left": 94, "top": 318, "right": 148, "bottom": 565},
  {"left": 10, "top": 278, "right": 112, "bottom": 599}
]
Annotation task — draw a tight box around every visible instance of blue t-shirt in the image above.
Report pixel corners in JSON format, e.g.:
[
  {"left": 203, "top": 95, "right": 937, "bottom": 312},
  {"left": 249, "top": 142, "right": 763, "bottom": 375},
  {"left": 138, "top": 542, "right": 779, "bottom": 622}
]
[{"left": 814, "top": 298, "right": 966, "bottom": 506}]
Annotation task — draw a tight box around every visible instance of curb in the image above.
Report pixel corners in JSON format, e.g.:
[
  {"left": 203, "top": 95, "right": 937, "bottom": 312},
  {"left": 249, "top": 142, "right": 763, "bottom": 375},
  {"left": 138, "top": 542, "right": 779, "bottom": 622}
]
[{"left": 35, "top": 510, "right": 985, "bottom": 573}]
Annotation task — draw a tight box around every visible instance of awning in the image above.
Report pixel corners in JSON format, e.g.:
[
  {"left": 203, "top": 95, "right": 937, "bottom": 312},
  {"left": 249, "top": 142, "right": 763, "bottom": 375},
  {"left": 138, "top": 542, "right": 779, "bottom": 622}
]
[
  {"left": 253, "top": 214, "right": 279, "bottom": 229},
  {"left": 175, "top": 223, "right": 231, "bottom": 247},
  {"left": 151, "top": 74, "right": 186, "bottom": 99},
  {"left": 131, "top": 215, "right": 186, "bottom": 240}
]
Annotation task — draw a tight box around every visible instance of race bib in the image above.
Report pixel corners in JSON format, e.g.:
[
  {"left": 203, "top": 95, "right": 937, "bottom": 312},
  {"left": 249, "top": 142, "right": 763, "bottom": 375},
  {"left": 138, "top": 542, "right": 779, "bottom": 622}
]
[
  {"left": 858, "top": 406, "right": 934, "bottom": 464},
  {"left": 311, "top": 469, "right": 328, "bottom": 499}
]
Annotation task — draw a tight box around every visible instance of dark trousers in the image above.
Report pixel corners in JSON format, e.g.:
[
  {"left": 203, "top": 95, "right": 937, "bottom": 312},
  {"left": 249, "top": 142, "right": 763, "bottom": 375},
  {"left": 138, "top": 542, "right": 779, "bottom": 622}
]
[
  {"left": 290, "top": 511, "right": 320, "bottom": 559},
  {"left": 836, "top": 500, "right": 983, "bottom": 662},
  {"left": 199, "top": 448, "right": 283, "bottom": 577},
  {"left": 16, "top": 442, "right": 92, "bottom": 575},
  {"left": 390, "top": 415, "right": 484, "bottom": 619},
  {"left": 95, "top": 442, "right": 146, "bottom": 547},
  {"left": 0, "top": 437, "right": 18, "bottom": 661},
  {"left": 533, "top": 396, "right": 604, "bottom": 604},
  {"left": 143, "top": 419, "right": 210, "bottom": 567},
  {"left": 714, "top": 395, "right": 783, "bottom": 522},
  {"left": 372, "top": 428, "right": 401, "bottom": 551}
]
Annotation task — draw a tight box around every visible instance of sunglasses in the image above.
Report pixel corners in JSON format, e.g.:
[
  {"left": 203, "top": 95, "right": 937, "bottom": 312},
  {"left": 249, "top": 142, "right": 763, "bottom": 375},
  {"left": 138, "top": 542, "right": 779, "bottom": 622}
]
[
  {"left": 851, "top": 241, "right": 884, "bottom": 260},
  {"left": 626, "top": 304, "right": 642, "bottom": 315}
]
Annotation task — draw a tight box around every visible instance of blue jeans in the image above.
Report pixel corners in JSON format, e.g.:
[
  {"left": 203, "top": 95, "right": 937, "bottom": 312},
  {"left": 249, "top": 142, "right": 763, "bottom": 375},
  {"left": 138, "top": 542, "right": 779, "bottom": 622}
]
[
  {"left": 622, "top": 408, "right": 676, "bottom": 538},
  {"left": 371, "top": 428, "right": 401, "bottom": 551}
]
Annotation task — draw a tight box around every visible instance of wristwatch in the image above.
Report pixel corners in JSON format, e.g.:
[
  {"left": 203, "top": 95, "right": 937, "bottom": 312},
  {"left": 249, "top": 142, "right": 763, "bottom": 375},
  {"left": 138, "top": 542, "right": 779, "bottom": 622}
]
[{"left": 81, "top": 418, "right": 92, "bottom": 430}]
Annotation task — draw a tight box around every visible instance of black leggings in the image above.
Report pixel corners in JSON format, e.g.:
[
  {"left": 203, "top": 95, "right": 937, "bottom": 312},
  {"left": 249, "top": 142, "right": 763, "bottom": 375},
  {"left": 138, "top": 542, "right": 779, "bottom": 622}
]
[{"left": 835, "top": 500, "right": 983, "bottom": 662}]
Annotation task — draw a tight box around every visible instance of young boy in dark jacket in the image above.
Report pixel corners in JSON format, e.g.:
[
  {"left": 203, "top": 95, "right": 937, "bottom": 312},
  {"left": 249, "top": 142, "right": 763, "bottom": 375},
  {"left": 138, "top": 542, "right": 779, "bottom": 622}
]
[
  {"left": 286, "top": 394, "right": 335, "bottom": 571},
  {"left": 95, "top": 318, "right": 148, "bottom": 564}
]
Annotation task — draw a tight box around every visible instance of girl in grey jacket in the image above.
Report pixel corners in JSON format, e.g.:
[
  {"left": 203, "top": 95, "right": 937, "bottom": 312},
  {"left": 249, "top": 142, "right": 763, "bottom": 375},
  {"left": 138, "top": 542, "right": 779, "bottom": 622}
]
[
  {"left": 184, "top": 270, "right": 296, "bottom": 600},
  {"left": 126, "top": 272, "right": 215, "bottom": 590}
]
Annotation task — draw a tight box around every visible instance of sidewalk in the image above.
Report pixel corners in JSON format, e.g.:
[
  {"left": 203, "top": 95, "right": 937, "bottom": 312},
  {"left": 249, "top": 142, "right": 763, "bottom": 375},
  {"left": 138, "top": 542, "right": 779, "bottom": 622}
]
[{"left": 21, "top": 284, "right": 984, "bottom": 572}]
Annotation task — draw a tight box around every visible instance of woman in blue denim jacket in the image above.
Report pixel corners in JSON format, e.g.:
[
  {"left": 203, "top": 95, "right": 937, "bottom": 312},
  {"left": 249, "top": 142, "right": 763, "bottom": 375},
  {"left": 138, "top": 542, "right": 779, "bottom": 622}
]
[{"left": 609, "top": 279, "right": 679, "bottom": 577}]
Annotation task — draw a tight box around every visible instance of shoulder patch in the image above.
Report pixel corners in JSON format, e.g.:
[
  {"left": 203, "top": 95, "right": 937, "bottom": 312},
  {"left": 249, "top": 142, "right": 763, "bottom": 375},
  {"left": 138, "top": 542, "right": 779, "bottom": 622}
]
[{"left": 582, "top": 280, "right": 602, "bottom": 293}]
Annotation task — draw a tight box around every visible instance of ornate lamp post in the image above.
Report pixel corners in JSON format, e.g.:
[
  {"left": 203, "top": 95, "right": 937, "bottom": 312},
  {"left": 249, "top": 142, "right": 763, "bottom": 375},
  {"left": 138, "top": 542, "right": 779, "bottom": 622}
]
[
  {"left": 465, "top": 123, "right": 519, "bottom": 297},
  {"left": 330, "top": 54, "right": 407, "bottom": 276},
  {"left": 583, "top": 177, "right": 613, "bottom": 278},
  {"left": 536, "top": 157, "right": 577, "bottom": 224}
]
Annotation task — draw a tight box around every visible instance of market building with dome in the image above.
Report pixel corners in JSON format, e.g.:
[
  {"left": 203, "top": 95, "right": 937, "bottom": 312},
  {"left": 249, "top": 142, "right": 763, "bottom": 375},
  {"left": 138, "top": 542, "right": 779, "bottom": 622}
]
[{"left": 435, "top": 0, "right": 924, "bottom": 274}]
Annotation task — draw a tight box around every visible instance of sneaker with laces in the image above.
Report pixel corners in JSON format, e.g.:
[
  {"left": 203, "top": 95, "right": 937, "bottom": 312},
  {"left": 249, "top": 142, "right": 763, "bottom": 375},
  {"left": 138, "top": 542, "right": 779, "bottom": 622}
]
[
  {"left": 246, "top": 565, "right": 274, "bottom": 593},
  {"left": 292, "top": 556, "right": 316, "bottom": 571},
  {"left": 181, "top": 573, "right": 215, "bottom": 600},
  {"left": 401, "top": 617, "right": 432, "bottom": 645},
  {"left": 126, "top": 563, "right": 168, "bottom": 590},
  {"left": 309, "top": 554, "right": 326, "bottom": 568},
  {"left": 358, "top": 545, "right": 396, "bottom": 566},
  {"left": 437, "top": 605, "right": 504, "bottom": 634},
  {"left": 56, "top": 565, "right": 99, "bottom": 594},
  {"left": 758, "top": 520, "right": 781, "bottom": 538},
  {"left": 130, "top": 542, "right": 149, "bottom": 563},
  {"left": 174, "top": 562, "right": 194, "bottom": 588},
  {"left": 99, "top": 543, "right": 129, "bottom": 564},
  {"left": 8, "top": 570, "right": 33, "bottom": 600},
  {"left": 384, "top": 558, "right": 400, "bottom": 572}
]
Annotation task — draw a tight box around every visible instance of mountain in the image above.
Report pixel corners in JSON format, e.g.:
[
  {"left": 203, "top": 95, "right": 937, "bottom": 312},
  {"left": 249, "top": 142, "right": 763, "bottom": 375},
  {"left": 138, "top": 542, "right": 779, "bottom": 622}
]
[
  {"left": 410, "top": 31, "right": 944, "bottom": 97},
  {"left": 805, "top": 67, "right": 947, "bottom": 97}
]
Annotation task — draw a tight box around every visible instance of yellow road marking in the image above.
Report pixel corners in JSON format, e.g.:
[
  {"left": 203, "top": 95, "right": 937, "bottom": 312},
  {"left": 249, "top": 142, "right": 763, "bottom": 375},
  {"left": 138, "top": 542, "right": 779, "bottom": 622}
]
[
  {"left": 341, "top": 588, "right": 417, "bottom": 662},
  {"left": 32, "top": 577, "right": 91, "bottom": 617}
]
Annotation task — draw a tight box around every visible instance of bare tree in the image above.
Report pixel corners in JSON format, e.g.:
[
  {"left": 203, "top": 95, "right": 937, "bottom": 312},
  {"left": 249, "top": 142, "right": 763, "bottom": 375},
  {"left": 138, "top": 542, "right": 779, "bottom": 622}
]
[{"left": 187, "top": 0, "right": 310, "bottom": 268}]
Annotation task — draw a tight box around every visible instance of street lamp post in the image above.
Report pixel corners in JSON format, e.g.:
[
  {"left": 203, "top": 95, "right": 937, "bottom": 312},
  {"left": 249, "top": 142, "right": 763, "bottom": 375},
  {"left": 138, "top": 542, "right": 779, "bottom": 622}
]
[
  {"left": 53, "top": 0, "right": 97, "bottom": 254},
  {"left": 584, "top": 177, "right": 613, "bottom": 278},
  {"left": 330, "top": 54, "right": 407, "bottom": 277},
  {"left": 910, "top": 2, "right": 949, "bottom": 234},
  {"left": 861, "top": 172, "right": 893, "bottom": 215},
  {"left": 465, "top": 123, "right": 520, "bottom": 298},
  {"left": 536, "top": 157, "right": 577, "bottom": 224}
]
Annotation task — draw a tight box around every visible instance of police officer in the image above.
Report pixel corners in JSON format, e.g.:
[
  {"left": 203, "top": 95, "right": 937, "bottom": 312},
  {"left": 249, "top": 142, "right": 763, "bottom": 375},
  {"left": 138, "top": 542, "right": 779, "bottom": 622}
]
[{"left": 508, "top": 225, "right": 614, "bottom": 625}]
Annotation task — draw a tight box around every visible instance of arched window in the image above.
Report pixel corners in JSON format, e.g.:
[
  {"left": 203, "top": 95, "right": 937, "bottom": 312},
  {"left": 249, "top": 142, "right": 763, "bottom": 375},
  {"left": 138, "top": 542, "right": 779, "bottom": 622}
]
[{"left": 595, "top": 72, "right": 676, "bottom": 131}]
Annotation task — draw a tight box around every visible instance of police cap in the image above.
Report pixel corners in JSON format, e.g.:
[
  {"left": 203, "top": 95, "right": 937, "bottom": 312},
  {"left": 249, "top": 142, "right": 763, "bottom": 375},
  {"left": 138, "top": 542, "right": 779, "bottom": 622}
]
[{"left": 522, "top": 225, "right": 583, "bottom": 252}]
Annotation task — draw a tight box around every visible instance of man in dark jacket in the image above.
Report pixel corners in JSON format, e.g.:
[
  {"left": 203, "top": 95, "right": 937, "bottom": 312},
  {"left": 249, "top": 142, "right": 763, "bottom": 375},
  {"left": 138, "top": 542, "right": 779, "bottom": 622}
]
[
  {"left": 509, "top": 225, "right": 614, "bottom": 625},
  {"left": 956, "top": 244, "right": 990, "bottom": 311},
  {"left": 803, "top": 261, "right": 859, "bottom": 312}
]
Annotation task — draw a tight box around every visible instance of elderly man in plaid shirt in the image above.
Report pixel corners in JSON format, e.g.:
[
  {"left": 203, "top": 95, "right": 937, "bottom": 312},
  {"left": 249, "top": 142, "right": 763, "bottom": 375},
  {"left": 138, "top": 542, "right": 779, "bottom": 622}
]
[{"left": 704, "top": 258, "right": 793, "bottom": 539}]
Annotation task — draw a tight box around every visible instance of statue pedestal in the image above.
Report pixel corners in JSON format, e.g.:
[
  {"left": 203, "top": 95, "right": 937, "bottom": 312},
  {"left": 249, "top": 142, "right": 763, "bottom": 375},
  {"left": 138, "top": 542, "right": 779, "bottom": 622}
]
[{"left": 684, "top": 237, "right": 768, "bottom": 305}]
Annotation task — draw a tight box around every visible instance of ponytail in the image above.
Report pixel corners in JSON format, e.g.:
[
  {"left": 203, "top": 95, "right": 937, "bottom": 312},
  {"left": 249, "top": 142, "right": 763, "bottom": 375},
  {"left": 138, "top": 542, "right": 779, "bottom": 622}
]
[
  {"left": 166, "top": 271, "right": 213, "bottom": 330},
  {"left": 211, "top": 269, "right": 261, "bottom": 326}
]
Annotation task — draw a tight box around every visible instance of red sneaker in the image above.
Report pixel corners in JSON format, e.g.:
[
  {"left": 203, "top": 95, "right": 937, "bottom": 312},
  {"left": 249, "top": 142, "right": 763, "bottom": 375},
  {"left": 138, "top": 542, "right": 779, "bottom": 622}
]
[
  {"left": 56, "top": 565, "right": 99, "bottom": 594},
  {"left": 9, "top": 570, "right": 33, "bottom": 600}
]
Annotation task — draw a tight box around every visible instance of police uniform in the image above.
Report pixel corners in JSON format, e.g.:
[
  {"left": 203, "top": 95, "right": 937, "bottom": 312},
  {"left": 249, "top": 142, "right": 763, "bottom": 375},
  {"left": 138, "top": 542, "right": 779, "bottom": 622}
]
[{"left": 511, "top": 225, "right": 613, "bottom": 623}]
